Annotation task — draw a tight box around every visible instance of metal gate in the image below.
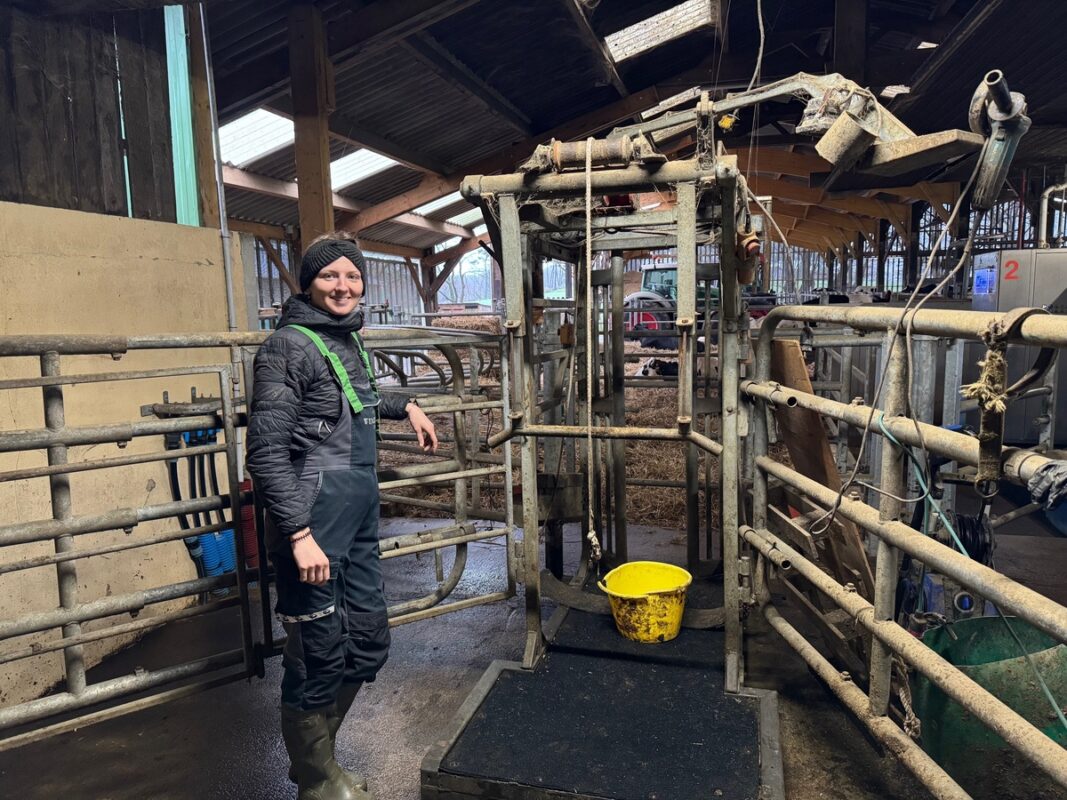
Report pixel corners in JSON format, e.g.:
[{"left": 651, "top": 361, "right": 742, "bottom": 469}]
[{"left": 0, "top": 327, "right": 513, "bottom": 750}]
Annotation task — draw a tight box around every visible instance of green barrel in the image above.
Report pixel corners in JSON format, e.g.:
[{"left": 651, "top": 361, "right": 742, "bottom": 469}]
[{"left": 911, "top": 616, "right": 1067, "bottom": 799}]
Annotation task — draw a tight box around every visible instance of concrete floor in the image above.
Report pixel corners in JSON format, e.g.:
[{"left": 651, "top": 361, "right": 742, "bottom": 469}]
[{"left": 1, "top": 516, "right": 1064, "bottom": 799}]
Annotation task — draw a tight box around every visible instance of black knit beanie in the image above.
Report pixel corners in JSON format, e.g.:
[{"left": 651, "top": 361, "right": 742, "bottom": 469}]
[{"left": 299, "top": 238, "right": 366, "bottom": 292}]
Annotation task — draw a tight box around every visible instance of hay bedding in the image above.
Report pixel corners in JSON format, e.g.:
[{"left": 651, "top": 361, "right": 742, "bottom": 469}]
[{"left": 430, "top": 315, "right": 502, "bottom": 335}]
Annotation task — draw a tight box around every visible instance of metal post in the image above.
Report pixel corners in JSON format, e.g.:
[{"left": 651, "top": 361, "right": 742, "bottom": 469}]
[
  {"left": 541, "top": 316, "right": 565, "bottom": 578},
  {"left": 40, "top": 351, "right": 86, "bottom": 695},
  {"left": 500, "top": 193, "right": 544, "bottom": 667},
  {"left": 675, "top": 182, "right": 700, "bottom": 572},
  {"left": 717, "top": 167, "right": 743, "bottom": 692},
  {"left": 219, "top": 362, "right": 256, "bottom": 676},
  {"left": 835, "top": 344, "right": 854, "bottom": 473},
  {"left": 869, "top": 335, "right": 907, "bottom": 715},
  {"left": 906, "top": 335, "right": 938, "bottom": 498},
  {"left": 610, "top": 254, "right": 628, "bottom": 562}
]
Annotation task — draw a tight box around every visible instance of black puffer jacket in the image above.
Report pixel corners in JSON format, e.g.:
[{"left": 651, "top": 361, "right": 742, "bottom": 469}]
[{"left": 246, "top": 295, "right": 409, "bottom": 536}]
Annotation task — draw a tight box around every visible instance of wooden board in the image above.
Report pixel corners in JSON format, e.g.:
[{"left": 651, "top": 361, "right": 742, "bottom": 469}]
[
  {"left": 770, "top": 339, "right": 876, "bottom": 600},
  {"left": 115, "top": 9, "right": 176, "bottom": 222}
]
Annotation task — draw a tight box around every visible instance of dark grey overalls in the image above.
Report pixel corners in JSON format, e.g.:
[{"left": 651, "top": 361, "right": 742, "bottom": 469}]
[{"left": 269, "top": 326, "right": 391, "bottom": 711}]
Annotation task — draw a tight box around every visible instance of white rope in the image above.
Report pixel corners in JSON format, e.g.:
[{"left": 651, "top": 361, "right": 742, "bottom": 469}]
[{"left": 584, "top": 137, "right": 601, "bottom": 564}]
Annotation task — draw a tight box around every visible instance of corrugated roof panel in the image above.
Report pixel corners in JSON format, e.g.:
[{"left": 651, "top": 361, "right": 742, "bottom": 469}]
[
  {"left": 225, "top": 188, "right": 298, "bottom": 227},
  {"left": 891, "top": 1, "right": 1067, "bottom": 166},
  {"left": 336, "top": 164, "right": 425, "bottom": 206},
  {"left": 360, "top": 220, "right": 448, "bottom": 250},
  {"left": 426, "top": 0, "right": 623, "bottom": 131},
  {"left": 424, "top": 197, "right": 475, "bottom": 222},
  {"left": 208, "top": 0, "right": 351, "bottom": 80},
  {"left": 414, "top": 191, "right": 463, "bottom": 216},
  {"left": 242, "top": 138, "right": 354, "bottom": 182},
  {"left": 331, "top": 47, "right": 522, "bottom": 170}
]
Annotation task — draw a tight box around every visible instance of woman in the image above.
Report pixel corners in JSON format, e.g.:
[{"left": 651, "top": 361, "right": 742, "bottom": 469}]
[{"left": 247, "top": 235, "right": 437, "bottom": 800}]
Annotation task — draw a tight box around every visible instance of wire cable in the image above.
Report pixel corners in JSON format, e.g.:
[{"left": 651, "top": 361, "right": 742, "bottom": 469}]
[
  {"left": 745, "top": 0, "right": 765, "bottom": 94},
  {"left": 809, "top": 144, "right": 987, "bottom": 537}
]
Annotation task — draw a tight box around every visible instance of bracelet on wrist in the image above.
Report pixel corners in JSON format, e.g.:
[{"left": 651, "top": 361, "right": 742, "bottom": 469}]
[{"left": 290, "top": 529, "right": 312, "bottom": 545}]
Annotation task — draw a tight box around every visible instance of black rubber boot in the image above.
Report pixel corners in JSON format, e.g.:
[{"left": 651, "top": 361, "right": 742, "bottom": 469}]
[
  {"left": 281, "top": 706, "right": 370, "bottom": 800},
  {"left": 288, "top": 684, "right": 368, "bottom": 791}
]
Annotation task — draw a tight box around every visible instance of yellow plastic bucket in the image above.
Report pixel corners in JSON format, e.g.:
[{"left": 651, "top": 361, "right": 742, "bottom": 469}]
[{"left": 598, "top": 561, "right": 692, "bottom": 643}]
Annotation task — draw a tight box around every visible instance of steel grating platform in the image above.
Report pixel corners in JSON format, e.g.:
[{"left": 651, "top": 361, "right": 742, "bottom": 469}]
[{"left": 421, "top": 602, "right": 783, "bottom": 800}]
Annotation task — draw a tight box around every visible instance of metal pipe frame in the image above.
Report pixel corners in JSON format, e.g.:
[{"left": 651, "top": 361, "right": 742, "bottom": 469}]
[
  {"left": 743, "top": 302, "right": 1067, "bottom": 797},
  {"left": 0, "top": 595, "right": 240, "bottom": 666},
  {"left": 744, "top": 526, "right": 1067, "bottom": 790},
  {"left": 463, "top": 148, "right": 741, "bottom": 672},
  {"left": 0, "top": 442, "right": 226, "bottom": 483},
  {"left": 0, "top": 649, "right": 244, "bottom": 732},
  {"left": 1, "top": 319, "right": 519, "bottom": 748},
  {"left": 0, "top": 494, "right": 236, "bottom": 548},
  {"left": 0, "top": 353, "right": 262, "bottom": 749},
  {"left": 0, "top": 519, "right": 230, "bottom": 576},
  {"left": 760, "top": 604, "right": 971, "bottom": 800}
]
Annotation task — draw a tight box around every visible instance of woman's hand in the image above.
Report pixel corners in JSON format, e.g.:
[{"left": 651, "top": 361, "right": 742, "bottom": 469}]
[
  {"left": 406, "top": 403, "right": 439, "bottom": 453},
  {"left": 291, "top": 529, "right": 330, "bottom": 585}
]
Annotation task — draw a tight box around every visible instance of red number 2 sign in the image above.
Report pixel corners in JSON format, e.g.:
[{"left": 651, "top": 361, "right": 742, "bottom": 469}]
[{"left": 1004, "top": 260, "right": 1020, "bottom": 280}]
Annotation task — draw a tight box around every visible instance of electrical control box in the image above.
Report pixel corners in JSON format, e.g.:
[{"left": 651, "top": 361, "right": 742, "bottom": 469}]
[{"left": 967, "top": 249, "right": 1067, "bottom": 445}]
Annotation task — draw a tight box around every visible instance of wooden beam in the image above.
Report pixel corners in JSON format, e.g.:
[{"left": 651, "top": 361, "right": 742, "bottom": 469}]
[
  {"left": 560, "top": 0, "right": 627, "bottom": 96},
  {"left": 224, "top": 165, "right": 475, "bottom": 239},
  {"left": 730, "top": 147, "right": 833, "bottom": 178},
  {"left": 403, "top": 258, "right": 432, "bottom": 304},
  {"left": 834, "top": 0, "right": 868, "bottom": 83},
  {"left": 752, "top": 199, "right": 878, "bottom": 233},
  {"left": 187, "top": 5, "right": 220, "bottom": 228},
  {"left": 402, "top": 32, "right": 533, "bottom": 136},
  {"left": 422, "top": 235, "right": 489, "bottom": 268},
  {"left": 223, "top": 165, "right": 361, "bottom": 213},
  {"left": 775, "top": 215, "right": 859, "bottom": 246},
  {"left": 359, "top": 239, "right": 425, "bottom": 259},
  {"left": 228, "top": 218, "right": 289, "bottom": 240},
  {"left": 217, "top": 0, "right": 481, "bottom": 119},
  {"left": 256, "top": 236, "right": 301, "bottom": 294},
  {"left": 429, "top": 257, "right": 462, "bottom": 296},
  {"left": 289, "top": 5, "right": 335, "bottom": 247},
  {"left": 745, "top": 175, "right": 910, "bottom": 227}
]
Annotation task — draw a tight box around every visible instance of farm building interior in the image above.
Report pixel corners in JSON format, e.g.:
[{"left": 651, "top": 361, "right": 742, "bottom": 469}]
[{"left": 3, "top": 1, "right": 1067, "bottom": 798}]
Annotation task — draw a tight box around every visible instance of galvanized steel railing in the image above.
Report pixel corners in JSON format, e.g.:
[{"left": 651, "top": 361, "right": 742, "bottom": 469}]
[
  {"left": 743, "top": 305, "right": 1067, "bottom": 798},
  {"left": 0, "top": 328, "right": 514, "bottom": 749}
]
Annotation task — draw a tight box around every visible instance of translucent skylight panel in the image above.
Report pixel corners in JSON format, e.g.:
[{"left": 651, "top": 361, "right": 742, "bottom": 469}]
[
  {"left": 448, "top": 208, "right": 483, "bottom": 228},
  {"left": 331, "top": 149, "right": 398, "bottom": 190},
  {"left": 472, "top": 223, "right": 488, "bottom": 237},
  {"left": 219, "top": 108, "right": 294, "bottom": 167},
  {"left": 414, "top": 191, "right": 464, "bottom": 215},
  {"left": 605, "top": 0, "right": 714, "bottom": 62}
]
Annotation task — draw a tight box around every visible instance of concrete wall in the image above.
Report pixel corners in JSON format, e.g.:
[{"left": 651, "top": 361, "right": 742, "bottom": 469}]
[{"left": 0, "top": 202, "right": 249, "bottom": 707}]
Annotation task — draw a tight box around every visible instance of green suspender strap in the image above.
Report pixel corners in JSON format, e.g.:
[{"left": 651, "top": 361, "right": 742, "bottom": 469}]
[{"left": 288, "top": 325, "right": 379, "bottom": 416}]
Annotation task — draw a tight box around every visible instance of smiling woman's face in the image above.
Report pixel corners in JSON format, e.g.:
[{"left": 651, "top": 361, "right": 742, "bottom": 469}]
[{"left": 307, "top": 256, "right": 363, "bottom": 316}]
